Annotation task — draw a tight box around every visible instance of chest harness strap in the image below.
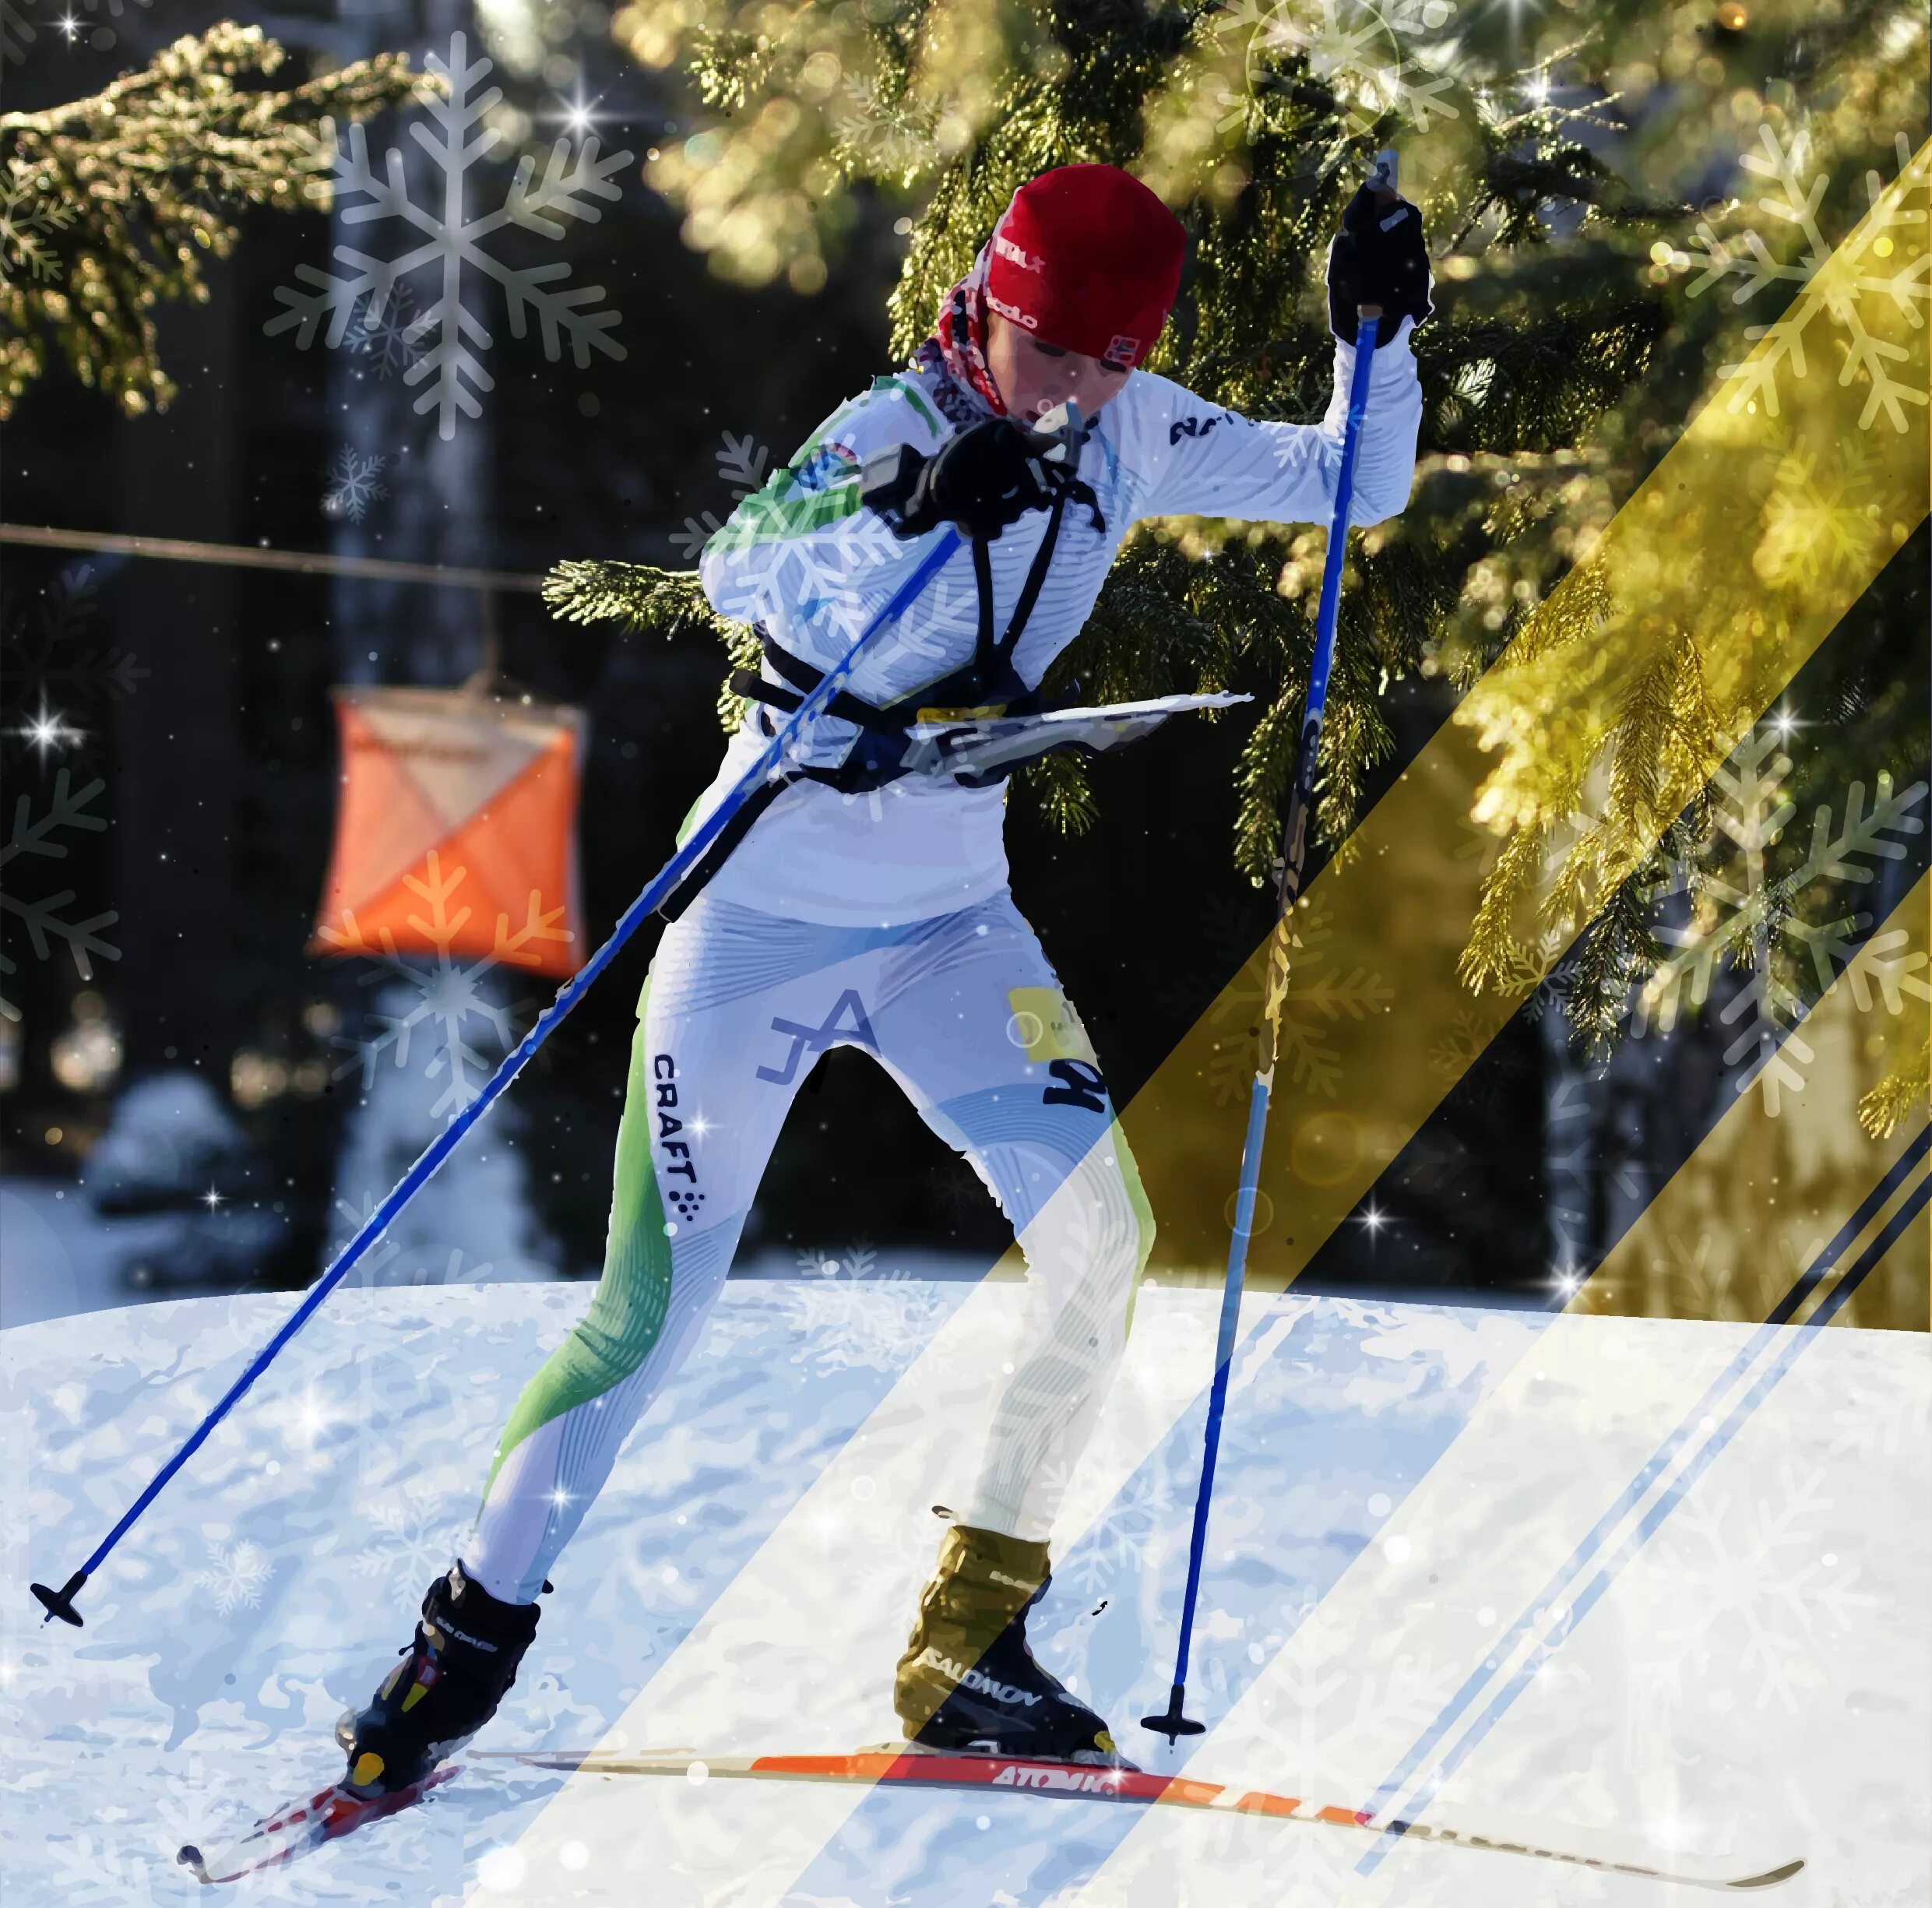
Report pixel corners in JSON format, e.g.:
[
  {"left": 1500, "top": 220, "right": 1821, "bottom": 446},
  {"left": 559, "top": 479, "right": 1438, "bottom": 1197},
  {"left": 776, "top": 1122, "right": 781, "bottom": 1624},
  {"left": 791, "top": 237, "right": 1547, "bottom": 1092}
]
[
  {"left": 729, "top": 477, "right": 1099, "bottom": 793},
  {"left": 663, "top": 465, "right": 1104, "bottom": 922}
]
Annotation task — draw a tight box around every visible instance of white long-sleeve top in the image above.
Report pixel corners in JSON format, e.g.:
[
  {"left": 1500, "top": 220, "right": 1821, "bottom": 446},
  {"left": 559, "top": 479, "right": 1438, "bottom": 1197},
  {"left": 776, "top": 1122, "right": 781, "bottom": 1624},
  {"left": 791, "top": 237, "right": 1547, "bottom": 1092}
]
[{"left": 687, "top": 315, "right": 1424, "bottom": 924}]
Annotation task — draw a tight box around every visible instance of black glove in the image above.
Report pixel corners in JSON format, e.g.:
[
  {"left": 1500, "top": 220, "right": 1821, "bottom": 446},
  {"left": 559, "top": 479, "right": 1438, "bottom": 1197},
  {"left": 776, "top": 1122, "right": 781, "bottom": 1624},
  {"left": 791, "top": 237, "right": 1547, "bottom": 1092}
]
[
  {"left": 1325, "top": 185, "right": 1433, "bottom": 350},
  {"left": 902, "top": 417, "right": 1058, "bottom": 541}
]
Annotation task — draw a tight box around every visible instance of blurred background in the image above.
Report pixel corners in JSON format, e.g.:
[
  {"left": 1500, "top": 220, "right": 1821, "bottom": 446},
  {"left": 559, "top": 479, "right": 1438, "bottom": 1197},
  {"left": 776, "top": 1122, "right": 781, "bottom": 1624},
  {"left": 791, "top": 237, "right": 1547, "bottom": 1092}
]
[{"left": 1, "top": 0, "right": 1923, "bottom": 1329}]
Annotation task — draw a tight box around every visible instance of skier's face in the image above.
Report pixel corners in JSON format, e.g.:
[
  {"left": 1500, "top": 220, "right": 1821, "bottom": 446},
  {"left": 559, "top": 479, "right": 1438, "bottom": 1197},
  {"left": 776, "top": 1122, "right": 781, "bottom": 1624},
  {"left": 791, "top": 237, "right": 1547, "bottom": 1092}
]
[{"left": 985, "top": 314, "right": 1130, "bottom": 425}]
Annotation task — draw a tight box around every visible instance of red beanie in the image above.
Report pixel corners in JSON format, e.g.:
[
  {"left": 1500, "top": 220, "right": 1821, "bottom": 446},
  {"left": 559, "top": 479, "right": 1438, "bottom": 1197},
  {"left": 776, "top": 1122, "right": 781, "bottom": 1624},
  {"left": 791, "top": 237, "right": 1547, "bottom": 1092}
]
[{"left": 984, "top": 164, "right": 1186, "bottom": 370}]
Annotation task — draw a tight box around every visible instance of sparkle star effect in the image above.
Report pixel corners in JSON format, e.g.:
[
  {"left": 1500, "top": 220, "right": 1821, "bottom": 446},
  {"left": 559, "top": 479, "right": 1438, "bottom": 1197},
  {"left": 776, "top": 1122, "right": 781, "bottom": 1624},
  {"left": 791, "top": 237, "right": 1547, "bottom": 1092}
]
[
  {"left": 264, "top": 1384, "right": 343, "bottom": 1451},
  {"left": 545, "top": 86, "right": 611, "bottom": 138},
  {"left": 12, "top": 702, "right": 84, "bottom": 755}
]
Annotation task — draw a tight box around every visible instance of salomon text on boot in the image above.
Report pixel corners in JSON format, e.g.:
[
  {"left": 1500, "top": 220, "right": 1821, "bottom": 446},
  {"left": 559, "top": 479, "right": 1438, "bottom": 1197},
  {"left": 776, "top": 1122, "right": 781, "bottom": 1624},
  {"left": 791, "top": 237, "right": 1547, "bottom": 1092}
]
[
  {"left": 336, "top": 1562, "right": 542, "bottom": 1797},
  {"left": 894, "top": 1523, "right": 1133, "bottom": 1767}
]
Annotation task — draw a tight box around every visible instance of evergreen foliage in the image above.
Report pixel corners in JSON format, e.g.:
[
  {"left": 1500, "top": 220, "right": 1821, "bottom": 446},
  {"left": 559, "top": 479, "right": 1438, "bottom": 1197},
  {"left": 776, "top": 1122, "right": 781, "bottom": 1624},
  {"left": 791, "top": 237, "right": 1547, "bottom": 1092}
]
[
  {"left": 555, "top": 0, "right": 1929, "bottom": 1129},
  {"left": 562, "top": 5, "right": 1685, "bottom": 877},
  {"left": 0, "top": 22, "right": 423, "bottom": 418}
]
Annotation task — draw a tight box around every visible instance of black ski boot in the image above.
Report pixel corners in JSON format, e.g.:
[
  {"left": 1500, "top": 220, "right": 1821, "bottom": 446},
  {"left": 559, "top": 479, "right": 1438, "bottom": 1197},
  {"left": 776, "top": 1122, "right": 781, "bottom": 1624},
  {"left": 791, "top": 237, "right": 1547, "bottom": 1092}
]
[
  {"left": 336, "top": 1561, "right": 542, "bottom": 1797},
  {"left": 894, "top": 1523, "right": 1133, "bottom": 1767}
]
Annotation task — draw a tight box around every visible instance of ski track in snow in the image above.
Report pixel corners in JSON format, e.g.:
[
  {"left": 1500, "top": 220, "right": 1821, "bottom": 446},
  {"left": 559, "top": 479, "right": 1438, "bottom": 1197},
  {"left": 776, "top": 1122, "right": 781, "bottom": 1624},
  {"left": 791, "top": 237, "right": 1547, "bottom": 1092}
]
[{"left": 1, "top": 1284, "right": 1925, "bottom": 1907}]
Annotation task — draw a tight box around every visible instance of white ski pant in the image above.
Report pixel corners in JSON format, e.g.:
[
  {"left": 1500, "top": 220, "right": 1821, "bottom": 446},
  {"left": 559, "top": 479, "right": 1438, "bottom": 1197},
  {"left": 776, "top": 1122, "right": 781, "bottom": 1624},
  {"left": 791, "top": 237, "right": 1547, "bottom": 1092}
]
[{"left": 463, "top": 887, "right": 1156, "bottom": 1603}]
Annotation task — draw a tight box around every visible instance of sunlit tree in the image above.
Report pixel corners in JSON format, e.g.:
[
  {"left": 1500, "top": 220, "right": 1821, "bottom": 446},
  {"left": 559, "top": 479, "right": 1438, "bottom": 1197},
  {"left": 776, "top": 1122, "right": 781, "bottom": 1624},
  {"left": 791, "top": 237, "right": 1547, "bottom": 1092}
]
[
  {"left": 551, "top": 0, "right": 1927, "bottom": 1125},
  {"left": 0, "top": 22, "right": 423, "bottom": 417}
]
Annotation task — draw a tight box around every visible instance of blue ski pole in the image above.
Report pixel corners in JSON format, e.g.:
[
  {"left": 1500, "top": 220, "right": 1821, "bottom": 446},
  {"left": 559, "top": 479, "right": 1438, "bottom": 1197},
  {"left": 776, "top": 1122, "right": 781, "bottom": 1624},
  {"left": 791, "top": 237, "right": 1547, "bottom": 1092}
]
[
  {"left": 1142, "top": 157, "right": 1399, "bottom": 1745},
  {"left": 29, "top": 519, "right": 968, "bottom": 1630}
]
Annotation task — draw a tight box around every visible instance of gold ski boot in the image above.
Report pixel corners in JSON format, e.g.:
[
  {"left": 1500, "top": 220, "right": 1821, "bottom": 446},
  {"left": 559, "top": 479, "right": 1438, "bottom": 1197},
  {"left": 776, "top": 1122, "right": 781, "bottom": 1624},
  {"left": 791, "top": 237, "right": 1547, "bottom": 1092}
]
[{"left": 894, "top": 1523, "right": 1131, "bottom": 1766}]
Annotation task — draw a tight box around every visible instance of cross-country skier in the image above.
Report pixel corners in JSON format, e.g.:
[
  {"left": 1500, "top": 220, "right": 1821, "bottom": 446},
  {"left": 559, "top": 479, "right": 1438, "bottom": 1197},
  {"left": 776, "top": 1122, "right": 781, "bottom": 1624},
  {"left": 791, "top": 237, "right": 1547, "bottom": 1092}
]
[{"left": 336, "top": 160, "right": 1431, "bottom": 1795}]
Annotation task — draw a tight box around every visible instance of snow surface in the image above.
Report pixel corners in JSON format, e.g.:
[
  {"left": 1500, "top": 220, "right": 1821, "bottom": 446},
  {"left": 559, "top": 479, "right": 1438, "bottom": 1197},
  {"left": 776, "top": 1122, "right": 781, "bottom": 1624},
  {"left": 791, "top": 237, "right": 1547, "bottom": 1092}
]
[{"left": 2, "top": 1279, "right": 1925, "bottom": 1908}]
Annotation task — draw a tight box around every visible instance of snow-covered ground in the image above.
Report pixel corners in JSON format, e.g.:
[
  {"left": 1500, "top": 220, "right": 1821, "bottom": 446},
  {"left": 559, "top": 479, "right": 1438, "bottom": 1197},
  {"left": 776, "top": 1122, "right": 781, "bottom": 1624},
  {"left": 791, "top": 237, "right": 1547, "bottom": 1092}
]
[
  {"left": 0, "top": 1170, "right": 983, "bottom": 1329},
  {"left": 2, "top": 1278, "right": 1925, "bottom": 1907}
]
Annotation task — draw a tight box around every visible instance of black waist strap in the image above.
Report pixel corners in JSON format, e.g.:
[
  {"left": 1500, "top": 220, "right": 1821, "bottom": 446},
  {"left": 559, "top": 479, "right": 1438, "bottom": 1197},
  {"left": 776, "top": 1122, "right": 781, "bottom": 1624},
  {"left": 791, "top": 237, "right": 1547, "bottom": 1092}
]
[
  {"left": 732, "top": 643, "right": 909, "bottom": 734},
  {"left": 686, "top": 475, "right": 1093, "bottom": 878},
  {"left": 727, "top": 484, "right": 1078, "bottom": 785}
]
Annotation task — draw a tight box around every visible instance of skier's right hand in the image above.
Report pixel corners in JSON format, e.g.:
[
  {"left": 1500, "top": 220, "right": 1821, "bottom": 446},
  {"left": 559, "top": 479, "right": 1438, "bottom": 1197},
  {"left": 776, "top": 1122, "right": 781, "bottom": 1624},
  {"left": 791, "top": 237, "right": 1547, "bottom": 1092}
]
[{"left": 903, "top": 417, "right": 1058, "bottom": 541}]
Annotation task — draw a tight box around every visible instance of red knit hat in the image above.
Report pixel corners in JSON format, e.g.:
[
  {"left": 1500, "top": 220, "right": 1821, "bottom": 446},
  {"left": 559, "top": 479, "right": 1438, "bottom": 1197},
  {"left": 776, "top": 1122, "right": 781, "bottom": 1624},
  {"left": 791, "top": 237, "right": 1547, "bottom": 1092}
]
[{"left": 984, "top": 164, "right": 1186, "bottom": 370}]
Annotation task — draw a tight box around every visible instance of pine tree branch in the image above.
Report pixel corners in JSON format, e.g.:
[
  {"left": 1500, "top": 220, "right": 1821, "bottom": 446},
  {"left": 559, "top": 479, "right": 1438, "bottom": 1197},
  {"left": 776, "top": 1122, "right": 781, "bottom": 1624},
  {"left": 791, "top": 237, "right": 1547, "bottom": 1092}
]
[
  {"left": 1859, "top": 1037, "right": 1929, "bottom": 1139},
  {"left": 0, "top": 21, "right": 424, "bottom": 418},
  {"left": 542, "top": 558, "right": 730, "bottom": 640},
  {"left": 542, "top": 558, "right": 760, "bottom": 734}
]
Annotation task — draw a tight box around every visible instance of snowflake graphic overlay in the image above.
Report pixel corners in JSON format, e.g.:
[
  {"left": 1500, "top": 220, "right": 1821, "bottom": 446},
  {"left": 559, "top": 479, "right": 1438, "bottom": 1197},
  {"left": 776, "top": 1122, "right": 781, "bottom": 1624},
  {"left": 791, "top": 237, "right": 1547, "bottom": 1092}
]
[
  {"left": 1633, "top": 727, "right": 1926, "bottom": 1115},
  {"left": 352, "top": 276, "right": 428, "bottom": 380},
  {"left": 0, "top": 156, "right": 74, "bottom": 280},
  {"left": 794, "top": 1239, "right": 878, "bottom": 1280},
  {"left": 1059, "top": 1465, "right": 1177, "bottom": 1595},
  {"left": 323, "top": 1189, "right": 404, "bottom": 1288},
  {"left": 1540, "top": 1069, "right": 1596, "bottom": 1278},
  {"left": 1747, "top": 423, "right": 1897, "bottom": 596},
  {"left": 2, "top": 562, "right": 146, "bottom": 763},
  {"left": 670, "top": 430, "right": 774, "bottom": 561},
  {"left": 1, "top": 1, "right": 33, "bottom": 65},
  {"left": 195, "top": 1535, "right": 275, "bottom": 1615},
  {"left": 0, "top": 765, "right": 118, "bottom": 1023},
  {"left": 834, "top": 73, "right": 941, "bottom": 179},
  {"left": 406, "top": 1243, "right": 495, "bottom": 1286},
  {"left": 1157, "top": 889, "right": 1276, "bottom": 1016},
  {"left": 1628, "top": 1464, "right": 1874, "bottom": 1737},
  {"left": 322, "top": 446, "right": 389, "bottom": 523},
  {"left": 1826, "top": 1368, "right": 1930, "bottom": 1466},
  {"left": 40, "top": 1829, "right": 166, "bottom": 1905},
  {"left": 1214, "top": 0, "right": 1464, "bottom": 139},
  {"left": 1684, "top": 128, "right": 1931, "bottom": 432},
  {"left": 266, "top": 32, "right": 632, "bottom": 439},
  {"left": 318, "top": 1188, "right": 498, "bottom": 1290},
  {"left": 1197, "top": 892, "right": 1395, "bottom": 1101},
  {"left": 1195, "top": 1612, "right": 1469, "bottom": 1899},
  {"left": 787, "top": 1241, "right": 958, "bottom": 1376},
  {"left": 673, "top": 423, "right": 912, "bottom": 642},
  {"left": 356, "top": 1480, "right": 462, "bottom": 1593},
  {"left": 316, "top": 847, "right": 569, "bottom": 1118},
  {"left": 1635, "top": 1226, "right": 1772, "bottom": 1323}
]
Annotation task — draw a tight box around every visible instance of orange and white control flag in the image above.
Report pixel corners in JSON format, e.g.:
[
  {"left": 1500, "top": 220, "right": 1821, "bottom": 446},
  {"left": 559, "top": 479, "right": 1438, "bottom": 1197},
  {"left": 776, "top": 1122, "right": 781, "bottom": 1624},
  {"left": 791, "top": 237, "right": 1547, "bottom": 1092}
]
[{"left": 308, "top": 685, "right": 584, "bottom": 979}]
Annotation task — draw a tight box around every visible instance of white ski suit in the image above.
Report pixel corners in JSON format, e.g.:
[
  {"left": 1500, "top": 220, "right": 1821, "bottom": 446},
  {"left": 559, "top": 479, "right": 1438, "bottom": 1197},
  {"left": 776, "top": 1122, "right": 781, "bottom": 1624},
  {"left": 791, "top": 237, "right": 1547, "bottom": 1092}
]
[{"left": 462, "top": 318, "right": 1424, "bottom": 1603}]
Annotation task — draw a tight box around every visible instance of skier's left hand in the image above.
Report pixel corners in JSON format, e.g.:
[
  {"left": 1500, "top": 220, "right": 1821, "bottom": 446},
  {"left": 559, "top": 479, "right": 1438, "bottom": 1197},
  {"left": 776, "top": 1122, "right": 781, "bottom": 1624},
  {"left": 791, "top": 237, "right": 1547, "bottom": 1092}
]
[{"left": 1326, "top": 185, "right": 1433, "bottom": 350}]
